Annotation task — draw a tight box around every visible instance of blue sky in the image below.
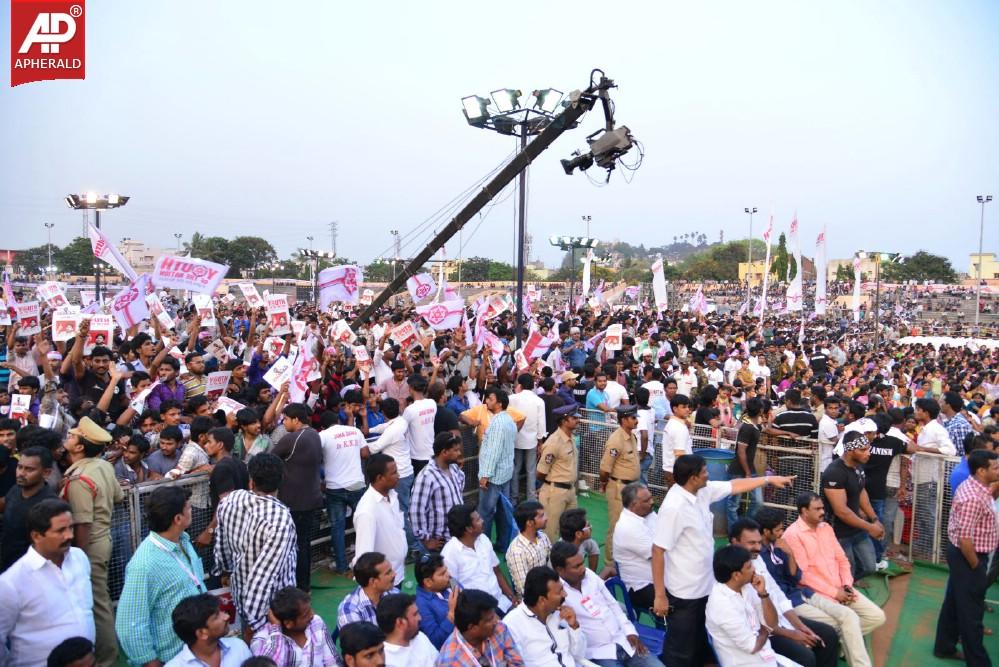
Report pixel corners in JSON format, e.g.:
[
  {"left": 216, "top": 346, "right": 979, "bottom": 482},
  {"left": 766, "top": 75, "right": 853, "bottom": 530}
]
[{"left": 2, "top": 1, "right": 998, "bottom": 273}]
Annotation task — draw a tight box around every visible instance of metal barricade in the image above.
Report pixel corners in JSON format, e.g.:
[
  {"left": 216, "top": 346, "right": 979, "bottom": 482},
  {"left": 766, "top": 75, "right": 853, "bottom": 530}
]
[{"left": 906, "top": 453, "right": 960, "bottom": 565}]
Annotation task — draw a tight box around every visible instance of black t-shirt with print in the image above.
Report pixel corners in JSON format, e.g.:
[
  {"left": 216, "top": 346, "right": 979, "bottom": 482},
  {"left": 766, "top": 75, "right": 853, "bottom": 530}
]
[
  {"left": 821, "top": 458, "right": 866, "bottom": 539},
  {"left": 863, "top": 435, "right": 908, "bottom": 500}
]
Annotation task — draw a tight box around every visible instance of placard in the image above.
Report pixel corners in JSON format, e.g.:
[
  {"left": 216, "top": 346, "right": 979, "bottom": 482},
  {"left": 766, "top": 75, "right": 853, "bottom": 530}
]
[
  {"left": 53, "top": 312, "right": 81, "bottom": 342},
  {"left": 266, "top": 295, "right": 291, "bottom": 336},
  {"left": 391, "top": 321, "right": 419, "bottom": 352},
  {"left": 263, "top": 356, "right": 293, "bottom": 389},
  {"left": 237, "top": 283, "right": 264, "bottom": 309},
  {"left": 15, "top": 301, "right": 41, "bottom": 336},
  {"left": 290, "top": 320, "right": 306, "bottom": 342},
  {"left": 37, "top": 282, "right": 68, "bottom": 309},
  {"left": 145, "top": 294, "right": 174, "bottom": 329},
  {"left": 265, "top": 336, "right": 286, "bottom": 359},
  {"left": 193, "top": 293, "right": 217, "bottom": 328},
  {"left": 85, "top": 314, "right": 114, "bottom": 355},
  {"left": 353, "top": 345, "right": 372, "bottom": 379},
  {"left": 79, "top": 290, "right": 96, "bottom": 307},
  {"left": 204, "top": 339, "right": 230, "bottom": 364},
  {"left": 129, "top": 381, "right": 159, "bottom": 414},
  {"left": 216, "top": 396, "right": 246, "bottom": 416},
  {"left": 9, "top": 394, "right": 31, "bottom": 425},
  {"left": 206, "top": 371, "right": 232, "bottom": 398},
  {"left": 605, "top": 323, "right": 623, "bottom": 351},
  {"left": 332, "top": 319, "right": 356, "bottom": 345}
]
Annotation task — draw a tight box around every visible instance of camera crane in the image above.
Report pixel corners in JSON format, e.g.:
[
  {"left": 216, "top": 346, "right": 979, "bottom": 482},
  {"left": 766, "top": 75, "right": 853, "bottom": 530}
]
[{"left": 352, "top": 69, "right": 636, "bottom": 327}]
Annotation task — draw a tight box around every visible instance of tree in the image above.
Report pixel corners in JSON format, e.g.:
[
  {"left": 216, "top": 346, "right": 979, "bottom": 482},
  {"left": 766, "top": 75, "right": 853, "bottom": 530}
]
[
  {"left": 363, "top": 260, "right": 397, "bottom": 282},
  {"left": 15, "top": 245, "right": 55, "bottom": 275},
  {"left": 882, "top": 251, "right": 958, "bottom": 284},
  {"left": 677, "top": 239, "right": 767, "bottom": 281},
  {"left": 57, "top": 237, "right": 98, "bottom": 276},
  {"left": 834, "top": 263, "right": 853, "bottom": 282},
  {"left": 768, "top": 233, "right": 797, "bottom": 282},
  {"left": 226, "top": 236, "right": 277, "bottom": 275}
]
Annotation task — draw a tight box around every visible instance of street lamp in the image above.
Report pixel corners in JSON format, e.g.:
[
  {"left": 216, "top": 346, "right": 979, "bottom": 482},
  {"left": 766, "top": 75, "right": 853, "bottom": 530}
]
[
  {"left": 581, "top": 215, "right": 592, "bottom": 237},
  {"left": 976, "top": 195, "right": 993, "bottom": 328},
  {"left": 65, "top": 192, "right": 129, "bottom": 300},
  {"left": 462, "top": 86, "right": 564, "bottom": 348},
  {"left": 549, "top": 235, "right": 599, "bottom": 306},
  {"left": 173, "top": 233, "right": 183, "bottom": 253},
  {"left": 43, "top": 222, "right": 54, "bottom": 274},
  {"left": 744, "top": 207, "right": 757, "bottom": 301}
]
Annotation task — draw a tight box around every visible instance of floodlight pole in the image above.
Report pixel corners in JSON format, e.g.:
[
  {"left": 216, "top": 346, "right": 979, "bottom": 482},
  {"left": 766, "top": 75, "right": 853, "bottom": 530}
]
[
  {"left": 515, "top": 131, "right": 528, "bottom": 347},
  {"left": 569, "top": 246, "right": 576, "bottom": 306},
  {"left": 873, "top": 254, "right": 881, "bottom": 353},
  {"left": 94, "top": 210, "right": 102, "bottom": 301},
  {"left": 976, "top": 195, "right": 992, "bottom": 328},
  {"left": 353, "top": 90, "right": 596, "bottom": 327}
]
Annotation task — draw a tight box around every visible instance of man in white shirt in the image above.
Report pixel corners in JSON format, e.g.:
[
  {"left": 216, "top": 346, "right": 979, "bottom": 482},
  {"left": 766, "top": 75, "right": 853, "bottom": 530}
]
[
  {"left": 551, "top": 541, "right": 664, "bottom": 667},
  {"left": 612, "top": 482, "right": 659, "bottom": 610},
  {"left": 651, "top": 454, "right": 795, "bottom": 666},
  {"left": 320, "top": 412, "right": 370, "bottom": 575},
  {"left": 817, "top": 398, "right": 843, "bottom": 463},
  {"left": 729, "top": 518, "right": 841, "bottom": 667},
  {"left": 165, "top": 593, "right": 251, "bottom": 667},
  {"left": 352, "top": 453, "right": 407, "bottom": 586},
  {"left": 675, "top": 357, "right": 698, "bottom": 398},
  {"left": 641, "top": 370, "right": 669, "bottom": 420},
  {"left": 705, "top": 545, "right": 783, "bottom": 666},
  {"left": 0, "top": 499, "right": 95, "bottom": 667},
  {"left": 403, "top": 376, "right": 437, "bottom": 475},
  {"left": 724, "top": 350, "right": 743, "bottom": 385},
  {"left": 441, "top": 502, "right": 518, "bottom": 613},
  {"left": 508, "top": 373, "right": 547, "bottom": 504},
  {"left": 704, "top": 354, "right": 725, "bottom": 388},
  {"left": 913, "top": 398, "right": 957, "bottom": 558},
  {"left": 368, "top": 398, "right": 419, "bottom": 555},
  {"left": 662, "top": 394, "right": 693, "bottom": 483},
  {"left": 603, "top": 362, "right": 631, "bottom": 410},
  {"left": 375, "top": 593, "right": 438, "bottom": 667},
  {"left": 504, "top": 566, "right": 589, "bottom": 667}
]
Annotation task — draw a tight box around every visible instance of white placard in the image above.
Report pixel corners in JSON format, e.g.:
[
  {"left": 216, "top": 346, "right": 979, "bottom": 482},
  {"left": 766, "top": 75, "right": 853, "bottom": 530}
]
[
  {"left": 85, "top": 314, "right": 114, "bottom": 354},
  {"left": 206, "top": 371, "right": 232, "bottom": 397},
  {"left": 15, "top": 301, "right": 41, "bottom": 336},
  {"left": 605, "top": 323, "right": 623, "bottom": 351},
  {"left": 263, "top": 356, "right": 293, "bottom": 389},
  {"left": 266, "top": 294, "right": 291, "bottom": 335},
  {"left": 53, "top": 312, "right": 81, "bottom": 342}
]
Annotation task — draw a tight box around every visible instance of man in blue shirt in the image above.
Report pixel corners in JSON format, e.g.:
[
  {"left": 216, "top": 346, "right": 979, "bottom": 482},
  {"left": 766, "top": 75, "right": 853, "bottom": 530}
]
[
  {"left": 561, "top": 327, "right": 588, "bottom": 372},
  {"left": 950, "top": 432, "right": 991, "bottom": 493},
  {"left": 585, "top": 371, "right": 613, "bottom": 413},
  {"left": 476, "top": 388, "right": 517, "bottom": 542},
  {"left": 414, "top": 554, "right": 458, "bottom": 649}
]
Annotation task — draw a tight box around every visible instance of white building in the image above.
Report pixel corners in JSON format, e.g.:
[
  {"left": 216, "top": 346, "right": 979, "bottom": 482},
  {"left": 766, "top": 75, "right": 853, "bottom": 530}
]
[{"left": 117, "top": 238, "right": 170, "bottom": 274}]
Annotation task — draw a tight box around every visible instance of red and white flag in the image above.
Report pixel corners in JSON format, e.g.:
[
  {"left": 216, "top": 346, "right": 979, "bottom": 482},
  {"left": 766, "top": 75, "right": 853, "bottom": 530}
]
[
  {"left": 416, "top": 299, "right": 464, "bottom": 331},
  {"left": 153, "top": 255, "right": 228, "bottom": 295},
  {"left": 89, "top": 223, "right": 138, "bottom": 282},
  {"left": 522, "top": 328, "right": 555, "bottom": 360},
  {"left": 406, "top": 273, "right": 437, "bottom": 304},
  {"left": 318, "top": 265, "right": 362, "bottom": 308},
  {"left": 786, "top": 214, "right": 803, "bottom": 312},
  {"left": 760, "top": 212, "right": 775, "bottom": 317},
  {"left": 814, "top": 228, "right": 828, "bottom": 316},
  {"left": 111, "top": 274, "right": 152, "bottom": 331}
]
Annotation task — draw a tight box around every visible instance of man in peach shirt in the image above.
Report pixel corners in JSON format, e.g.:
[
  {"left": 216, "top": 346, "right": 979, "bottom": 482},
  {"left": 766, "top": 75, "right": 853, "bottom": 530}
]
[{"left": 783, "top": 491, "right": 885, "bottom": 667}]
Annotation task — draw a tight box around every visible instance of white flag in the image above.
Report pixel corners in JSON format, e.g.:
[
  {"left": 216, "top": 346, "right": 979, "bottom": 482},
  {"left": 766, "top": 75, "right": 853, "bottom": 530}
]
[
  {"left": 651, "top": 257, "right": 668, "bottom": 312},
  {"left": 786, "top": 215, "right": 803, "bottom": 312},
  {"left": 89, "top": 223, "right": 138, "bottom": 282},
  {"left": 318, "top": 265, "right": 362, "bottom": 308},
  {"left": 152, "top": 255, "right": 228, "bottom": 295},
  {"left": 814, "top": 228, "right": 828, "bottom": 316},
  {"left": 406, "top": 273, "right": 437, "bottom": 303},
  {"left": 760, "top": 213, "right": 774, "bottom": 317},
  {"left": 110, "top": 274, "right": 152, "bottom": 331},
  {"left": 581, "top": 250, "right": 594, "bottom": 296},
  {"left": 416, "top": 299, "right": 465, "bottom": 330},
  {"left": 852, "top": 257, "right": 862, "bottom": 322}
]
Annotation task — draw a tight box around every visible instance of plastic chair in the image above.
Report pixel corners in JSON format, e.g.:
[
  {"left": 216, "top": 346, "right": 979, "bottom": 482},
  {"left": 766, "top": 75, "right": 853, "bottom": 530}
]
[{"left": 604, "top": 576, "right": 666, "bottom": 656}]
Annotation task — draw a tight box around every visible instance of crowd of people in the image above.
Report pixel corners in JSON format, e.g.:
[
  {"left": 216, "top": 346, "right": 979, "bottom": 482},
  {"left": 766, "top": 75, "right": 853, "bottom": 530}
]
[{"left": 0, "top": 278, "right": 997, "bottom": 667}]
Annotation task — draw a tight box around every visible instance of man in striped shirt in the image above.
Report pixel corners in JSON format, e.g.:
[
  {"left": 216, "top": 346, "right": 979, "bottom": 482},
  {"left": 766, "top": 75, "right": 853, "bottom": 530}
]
[
  {"left": 934, "top": 449, "right": 999, "bottom": 665},
  {"left": 774, "top": 389, "right": 819, "bottom": 439},
  {"left": 214, "top": 453, "right": 297, "bottom": 632},
  {"left": 476, "top": 388, "right": 517, "bottom": 543},
  {"left": 410, "top": 432, "right": 465, "bottom": 553}
]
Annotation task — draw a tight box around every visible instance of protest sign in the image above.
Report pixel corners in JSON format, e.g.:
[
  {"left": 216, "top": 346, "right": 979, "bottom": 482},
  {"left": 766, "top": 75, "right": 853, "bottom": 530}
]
[
  {"left": 37, "top": 282, "right": 68, "bottom": 308},
  {"left": 237, "top": 282, "right": 264, "bottom": 309},
  {"left": 353, "top": 345, "right": 372, "bottom": 379},
  {"left": 152, "top": 255, "right": 228, "bottom": 295},
  {"left": 85, "top": 314, "right": 115, "bottom": 355},
  {"left": 265, "top": 336, "right": 286, "bottom": 359},
  {"left": 263, "top": 356, "right": 293, "bottom": 389},
  {"left": 391, "top": 321, "right": 419, "bottom": 351},
  {"left": 206, "top": 371, "right": 232, "bottom": 398},
  {"left": 80, "top": 290, "right": 96, "bottom": 307},
  {"left": 605, "top": 323, "right": 623, "bottom": 351},
  {"left": 15, "top": 301, "right": 40, "bottom": 336},
  {"left": 332, "top": 319, "right": 356, "bottom": 345},
  {"left": 193, "top": 293, "right": 217, "bottom": 328},
  {"left": 145, "top": 293, "right": 174, "bottom": 329},
  {"left": 129, "top": 381, "right": 159, "bottom": 414},
  {"left": 266, "top": 294, "right": 291, "bottom": 335},
  {"left": 216, "top": 396, "right": 245, "bottom": 416},
  {"left": 9, "top": 394, "right": 31, "bottom": 425},
  {"left": 204, "top": 339, "right": 230, "bottom": 364},
  {"left": 52, "top": 312, "right": 80, "bottom": 342}
]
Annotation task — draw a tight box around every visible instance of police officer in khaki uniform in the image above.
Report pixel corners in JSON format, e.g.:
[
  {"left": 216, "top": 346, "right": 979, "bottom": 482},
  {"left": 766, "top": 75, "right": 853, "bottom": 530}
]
[
  {"left": 62, "top": 416, "right": 123, "bottom": 667},
  {"left": 599, "top": 405, "right": 640, "bottom": 562},
  {"left": 537, "top": 404, "right": 580, "bottom": 542}
]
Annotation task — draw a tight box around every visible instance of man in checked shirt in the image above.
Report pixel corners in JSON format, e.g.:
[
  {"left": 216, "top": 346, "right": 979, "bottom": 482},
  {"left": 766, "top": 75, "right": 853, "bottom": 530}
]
[
  {"left": 934, "top": 449, "right": 999, "bottom": 666},
  {"left": 214, "top": 453, "right": 298, "bottom": 633},
  {"left": 409, "top": 432, "right": 465, "bottom": 553}
]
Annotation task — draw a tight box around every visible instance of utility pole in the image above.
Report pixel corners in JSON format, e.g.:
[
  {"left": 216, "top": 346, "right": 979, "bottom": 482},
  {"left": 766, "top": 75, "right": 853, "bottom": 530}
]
[
  {"left": 329, "top": 220, "right": 339, "bottom": 255},
  {"left": 581, "top": 215, "right": 591, "bottom": 237},
  {"left": 976, "top": 195, "right": 992, "bottom": 328},
  {"left": 44, "top": 222, "right": 54, "bottom": 272}
]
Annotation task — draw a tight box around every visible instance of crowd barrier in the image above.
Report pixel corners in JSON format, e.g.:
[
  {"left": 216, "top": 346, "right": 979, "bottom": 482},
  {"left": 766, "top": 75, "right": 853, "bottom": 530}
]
[{"left": 107, "top": 411, "right": 961, "bottom": 599}]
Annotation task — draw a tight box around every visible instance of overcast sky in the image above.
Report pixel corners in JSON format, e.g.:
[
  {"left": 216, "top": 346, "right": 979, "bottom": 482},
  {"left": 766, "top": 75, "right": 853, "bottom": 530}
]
[{"left": 2, "top": 1, "right": 997, "bottom": 274}]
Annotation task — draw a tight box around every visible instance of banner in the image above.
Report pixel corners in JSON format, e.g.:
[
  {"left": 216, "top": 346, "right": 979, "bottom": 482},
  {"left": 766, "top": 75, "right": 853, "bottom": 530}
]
[
  {"left": 266, "top": 294, "right": 291, "bottom": 335},
  {"left": 237, "top": 282, "right": 264, "bottom": 309},
  {"left": 111, "top": 274, "right": 152, "bottom": 332},
  {"left": 53, "top": 312, "right": 80, "bottom": 342},
  {"left": 407, "top": 272, "right": 437, "bottom": 304},
  {"left": 318, "top": 265, "right": 362, "bottom": 308},
  {"left": 37, "top": 282, "right": 68, "bottom": 309},
  {"left": 89, "top": 223, "right": 139, "bottom": 282},
  {"left": 15, "top": 301, "right": 40, "bottom": 336},
  {"left": 814, "top": 228, "right": 828, "bottom": 316},
  {"left": 852, "top": 257, "right": 862, "bottom": 322},
  {"left": 416, "top": 299, "right": 464, "bottom": 331},
  {"left": 605, "top": 323, "right": 623, "bottom": 351},
  {"left": 651, "top": 259, "right": 668, "bottom": 312},
  {"left": 760, "top": 213, "right": 774, "bottom": 317},
  {"left": 786, "top": 214, "right": 803, "bottom": 311},
  {"left": 581, "top": 249, "right": 594, "bottom": 296},
  {"left": 152, "top": 255, "right": 228, "bottom": 295}
]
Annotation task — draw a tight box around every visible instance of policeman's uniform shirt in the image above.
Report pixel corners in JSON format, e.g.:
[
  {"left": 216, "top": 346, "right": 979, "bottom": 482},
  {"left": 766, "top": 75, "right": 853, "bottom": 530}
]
[{"left": 600, "top": 428, "right": 640, "bottom": 482}]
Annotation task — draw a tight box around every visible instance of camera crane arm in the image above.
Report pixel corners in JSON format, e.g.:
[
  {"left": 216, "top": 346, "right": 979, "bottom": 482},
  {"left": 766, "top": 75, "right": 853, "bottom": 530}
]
[{"left": 352, "top": 72, "right": 621, "bottom": 327}]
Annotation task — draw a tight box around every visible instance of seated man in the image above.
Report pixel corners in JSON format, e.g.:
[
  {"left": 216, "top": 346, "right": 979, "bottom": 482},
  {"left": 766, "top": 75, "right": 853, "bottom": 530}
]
[
  {"left": 166, "top": 594, "right": 251, "bottom": 667},
  {"left": 705, "top": 545, "right": 783, "bottom": 665},
  {"left": 612, "top": 482, "right": 658, "bottom": 609},
  {"left": 783, "top": 493, "right": 885, "bottom": 667},
  {"left": 437, "top": 589, "right": 525, "bottom": 666},
  {"left": 504, "top": 566, "right": 588, "bottom": 667},
  {"left": 441, "top": 502, "right": 517, "bottom": 613},
  {"left": 505, "top": 500, "right": 552, "bottom": 598},
  {"left": 414, "top": 554, "right": 458, "bottom": 649},
  {"left": 551, "top": 541, "right": 664, "bottom": 667},
  {"left": 375, "top": 593, "right": 438, "bottom": 666},
  {"left": 729, "top": 518, "right": 840, "bottom": 667},
  {"left": 338, "top": 621, "right": 385, "bottom": 667},
  {"left": 250, "top": 587, "right": 340, "bottom": 667},
  {"left": 337, "top": 552, "right": 400, "bottom": 630}
]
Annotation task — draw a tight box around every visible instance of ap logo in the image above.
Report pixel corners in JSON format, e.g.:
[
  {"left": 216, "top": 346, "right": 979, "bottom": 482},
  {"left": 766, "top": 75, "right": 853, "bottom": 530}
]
[{"left": 11, "top": 0, "right": 86, "bottom": 87}]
